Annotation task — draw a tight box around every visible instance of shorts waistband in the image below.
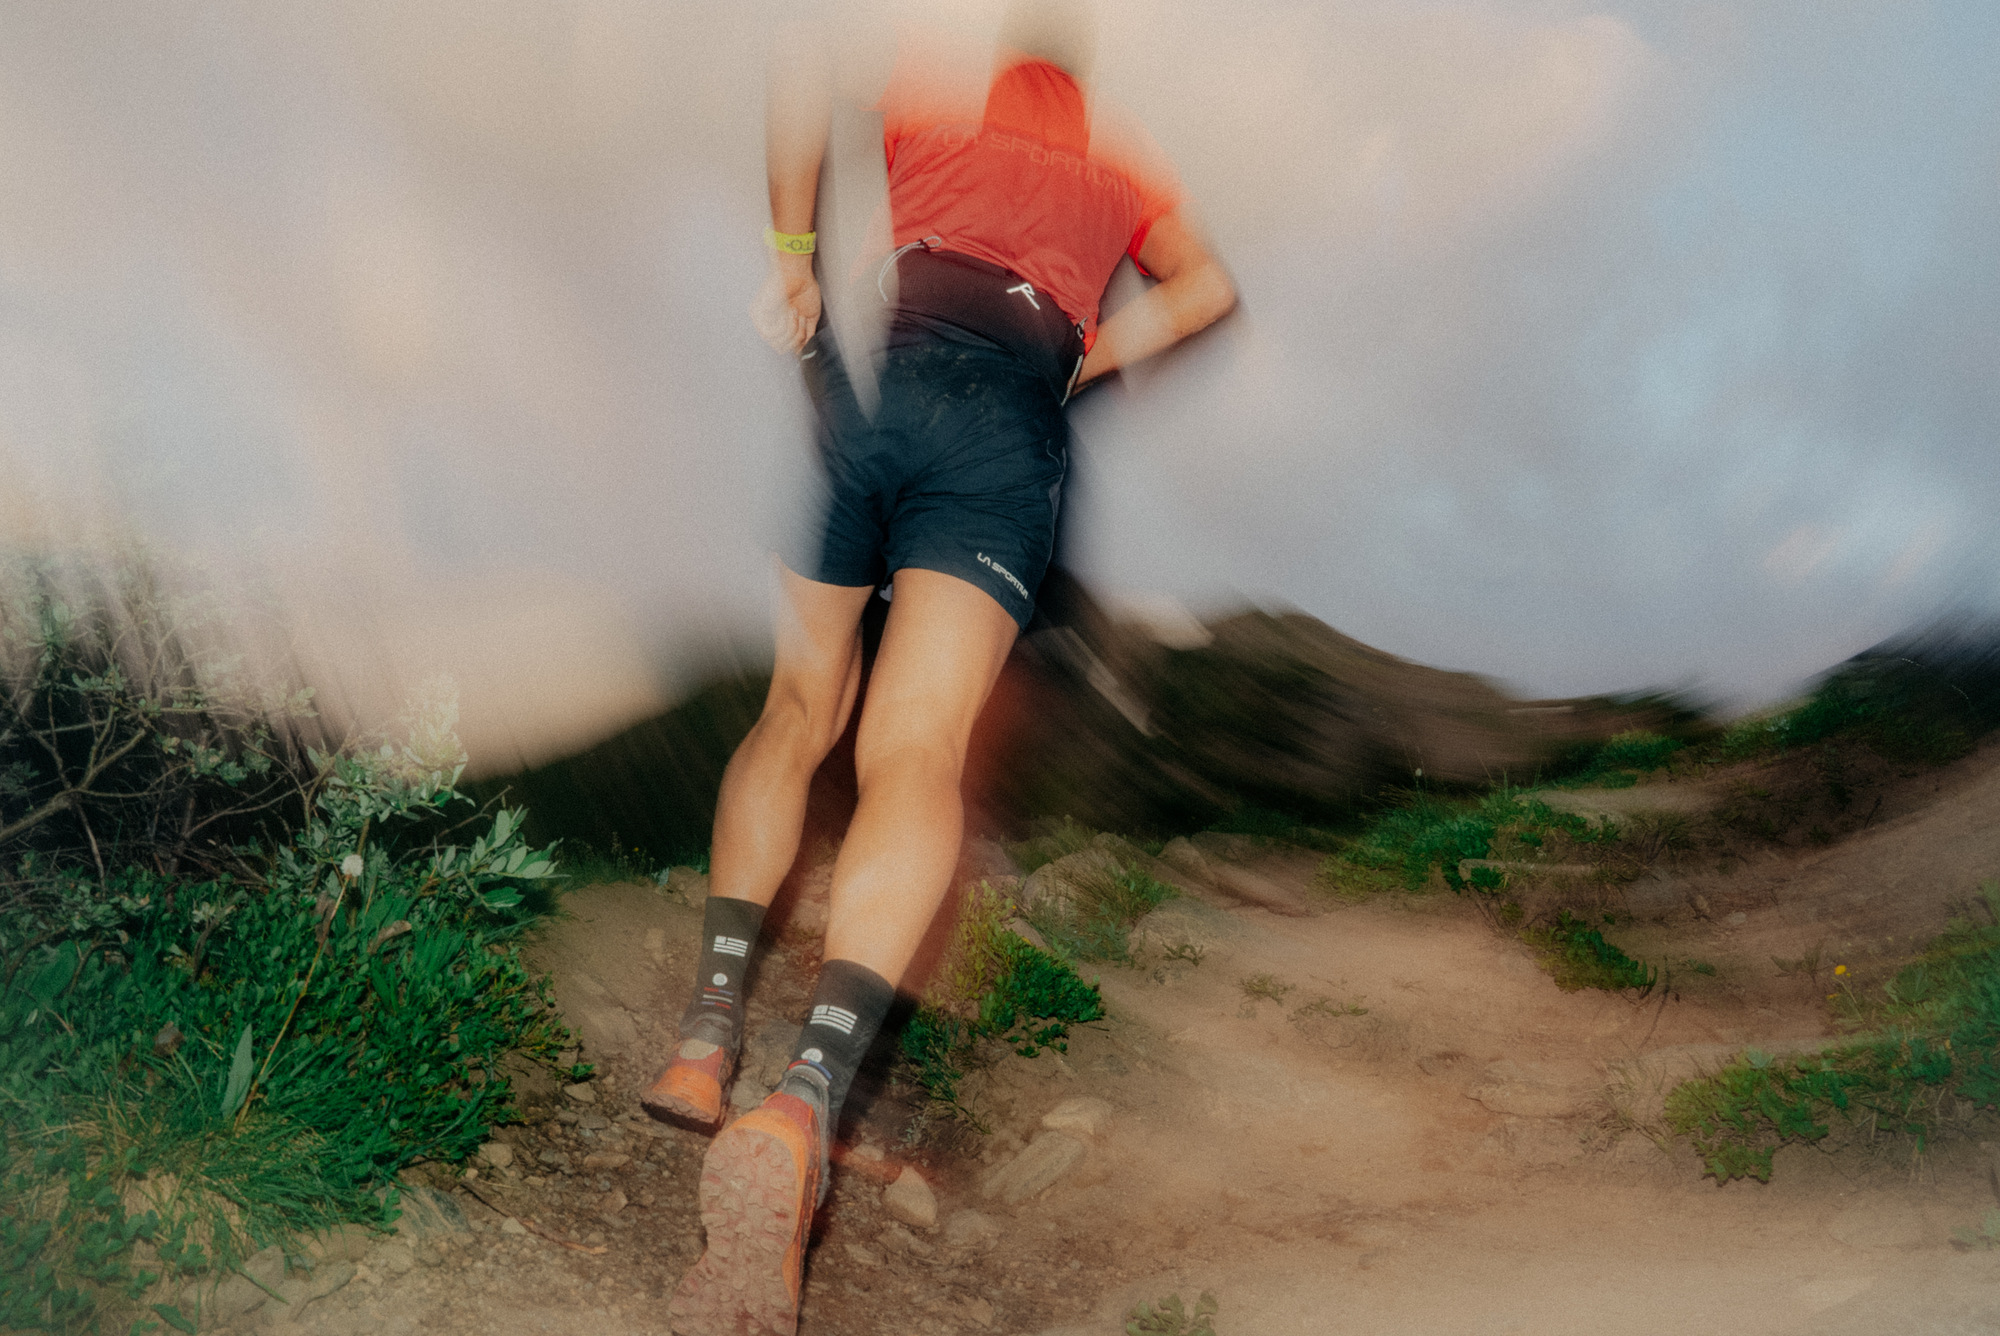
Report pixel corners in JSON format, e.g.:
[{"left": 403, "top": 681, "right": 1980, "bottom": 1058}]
[{"left": 876, "top": 243, "right": 1086, "bottom": 402}]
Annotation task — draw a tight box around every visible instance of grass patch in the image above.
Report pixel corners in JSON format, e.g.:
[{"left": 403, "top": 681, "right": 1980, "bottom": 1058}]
[
  {"left": 1552, "top": 729, "right": 1686, "bottom": 788},
  {"left": 1521, "top": 911, "right": 1657, "bottom": 995},
  {"left": 899, "top": 881, "right": 1104, "bottom": 1110},
  {"left": 1666, "top": 882, "right": 2000, "bottom": 1182},
  {"left": 1126, "top": 1291, "right": 1219, "bottom": 1336},
  {"left": 1005, "top": 816, "right": 1101, "bottom": 876},
  {"left": 1, "top": 708, "right": 567, "bottom": 1332},
  {"left": 1020, "top": 861, "right": 1177, "bottom": 965},
  {"left": 1239, "top": 973, "right": 1292, "bottom": 1004},
  {"left": 1321, "top": 788, "right": 1616, "bottom": 894}
]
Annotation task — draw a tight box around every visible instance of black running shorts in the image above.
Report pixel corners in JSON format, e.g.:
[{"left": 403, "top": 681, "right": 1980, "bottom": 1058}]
[{"left": 786, "top": 312, "right": 1069, "bottom": 629}]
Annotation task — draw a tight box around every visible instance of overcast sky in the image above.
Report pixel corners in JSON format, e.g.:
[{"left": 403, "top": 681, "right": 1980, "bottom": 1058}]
[{"left": 2, "top": 0, "right": 1995, "bottom": 766}]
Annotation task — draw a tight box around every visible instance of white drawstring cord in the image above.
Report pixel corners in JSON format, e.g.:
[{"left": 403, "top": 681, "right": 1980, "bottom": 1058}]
[{"left": 876, "top": 236, "right": 944, "bottom": 303}]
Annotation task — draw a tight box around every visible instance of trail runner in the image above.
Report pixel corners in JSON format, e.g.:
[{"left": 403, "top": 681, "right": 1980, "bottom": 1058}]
[{"left": 647, "top": 6, "right": 1234, "bottom": 1332}]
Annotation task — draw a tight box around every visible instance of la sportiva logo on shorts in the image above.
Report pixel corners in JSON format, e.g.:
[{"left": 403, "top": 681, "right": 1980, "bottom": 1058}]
[{"left": 977, "top": 552, "right": 1030, "bottom": 601}]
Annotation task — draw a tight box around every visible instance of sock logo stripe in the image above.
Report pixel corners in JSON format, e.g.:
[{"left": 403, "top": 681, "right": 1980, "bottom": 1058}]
[
  {"left": 809, "top": 1004, "right": 859, "bottom": 1035},
  {"left": 711, "top": 935, "right": 751, "bottom": 957}
]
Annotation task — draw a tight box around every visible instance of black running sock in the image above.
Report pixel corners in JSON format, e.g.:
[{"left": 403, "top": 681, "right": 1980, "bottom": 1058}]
[
  {"left": 784, "top": 958, "right": 896, "bottom": 1132},
  {"left": 680, "top": 896, "right": 767, "bottom": 1047}
]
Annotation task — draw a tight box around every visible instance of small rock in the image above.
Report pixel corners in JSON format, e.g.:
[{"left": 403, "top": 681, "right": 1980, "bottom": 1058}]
[
  {"left": 597, "top": 1189, "right": 628, "bottom": 1219},
  {"left": 209, "top": 1244, "right": 285, "bottom": 1319},
  {"left": 372, "top": 1242, "right": 417, "bottom": 1276},
  {"left": 390, "top": 1184, "right": 471, "bottom": 1241},
  {"left": 563, "top": 1083, "right": 598, "bottom": 1104},
  {"left": 1210, "top": 864, "right": 1309, "bottom": 916},
  {"left": 959, "top": 1295, "right": 997, "bottom": 1329},
  {"left": 843, "top": 1242, "right": 883, "bottom": 1267},
  {"left": 883, "top": 1166, "right": 938, "bottom": 1229},
  {"left": 499, "top": 1218, "right": 528, "bottom": 1236},
  {"left": 555, "top": 1109, "right": 581, "bottom": 1125},
  {"left": 879, "top": 1224, "right": 934, "bottom": 1258},
  {"left": 582, "top": 1153, "right": 630, "bottom": 1173},
  {"left": 539, "top": 1149, "right": 572, "bottom": 1171},
  {"left": 981, "top": 1131, "right": 1087, "bottom": 1205},
  {"left": 663, "top": 866, "right": 709, "bottom": 901},
  {"left": 477, "top": 1141, "right": 514, "bottom": 1170},
  {"left": 1007, "top": 917, "right": 1052, "bottom": 953},
  {"left": 849, "top": 1142, "right": 884, "bottom": 1163},
  {"left": 271, "top": 1259, "right": 355, "bottom": 1322},
  {"left": 304, "top": 1223, "right": 375, "bottom": 1264},
  {"left": 579, "top": 1113, "right": 610, "bottom": 1131},
  {"left": 1727, "top": 911, "right": 1748, "bottom": 926},
  {"left": 941, "top": 1209, "right": 1003, "bottom": 1248},
  {"left": 1040, "top": 1097, "right": 1114, "bottom": 1140},
  {"left": 1157, "top": 836, "right": 1210, "bottom": 878}
]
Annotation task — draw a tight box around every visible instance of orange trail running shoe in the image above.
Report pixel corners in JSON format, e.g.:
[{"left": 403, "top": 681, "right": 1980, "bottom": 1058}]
[
  {"left": 669, "top": 1066, "right": 828, "bottom": 1336},
  {"left": 642, "top": 1028, "right": 736, "bottom": 1130}
]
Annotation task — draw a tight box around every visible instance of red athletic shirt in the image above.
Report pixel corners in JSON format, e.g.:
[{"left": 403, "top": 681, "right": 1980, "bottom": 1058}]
[{"left": 877, "top": 39, "right": 1186, "bottom": 347}]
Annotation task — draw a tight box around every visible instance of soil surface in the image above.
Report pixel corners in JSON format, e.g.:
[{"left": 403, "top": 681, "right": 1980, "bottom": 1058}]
[{"left": 233, "top": 737, "right": 2000, "bottom": 1335}]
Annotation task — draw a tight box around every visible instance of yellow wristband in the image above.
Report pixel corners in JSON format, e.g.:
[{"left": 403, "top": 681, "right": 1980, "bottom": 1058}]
[{"left": 765, "top": 227, "right": 816, "bottom": 255}]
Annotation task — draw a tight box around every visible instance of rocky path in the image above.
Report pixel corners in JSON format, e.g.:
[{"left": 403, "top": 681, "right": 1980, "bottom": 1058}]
[{"left": 205, "top": 742, "right": 2000, "bottom": 1336}]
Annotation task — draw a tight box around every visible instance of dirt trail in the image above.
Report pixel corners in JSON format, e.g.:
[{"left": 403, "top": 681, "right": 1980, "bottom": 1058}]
[{"left": 243, "top": 740, "right": 2000, "bottom": 1336}]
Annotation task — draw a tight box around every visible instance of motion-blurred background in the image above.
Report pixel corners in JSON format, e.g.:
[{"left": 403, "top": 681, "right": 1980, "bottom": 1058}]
[{"left": 3, "top": 0, "right": 1996, "bottom": 796}]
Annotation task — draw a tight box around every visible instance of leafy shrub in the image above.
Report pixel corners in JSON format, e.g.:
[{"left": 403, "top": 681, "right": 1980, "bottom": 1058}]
[
  {"left": 1667, "top": 885, "right": 2000, "bottom": 1181},
  {"left": 0, "top": 552, "right": 319, "bottom": 880},
  {"left": 900, "top": 880, "right": 1103, "bottom": 1107},
  {"left": 1, "top": 697, "right": 567, "bottom": 1332}
]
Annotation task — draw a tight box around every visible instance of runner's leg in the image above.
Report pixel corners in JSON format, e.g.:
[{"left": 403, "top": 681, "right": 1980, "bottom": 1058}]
[
  {"left": 669, "top": 567, "right": 1019, "bottom": 1336},
  {"left": 644, "top": 563, "right": 871, "bottom": 1128},
  {"left": 708, "top": 563, "right": 873, "bottom": 912},
  {"left": 821, "top": 565, "right": 1020, "bottom": 984},
  {"left": 780, "top": 565, "right": 1022, "bottom": 1139}
]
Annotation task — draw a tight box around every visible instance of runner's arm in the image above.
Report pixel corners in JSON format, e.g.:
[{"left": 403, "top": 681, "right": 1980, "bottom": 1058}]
[
  {"left": 752, "top": 20, "right": 833, "bottom": 354},
  {"left": 1074, "top": 209, "right": 1235, "bottom": 387}
]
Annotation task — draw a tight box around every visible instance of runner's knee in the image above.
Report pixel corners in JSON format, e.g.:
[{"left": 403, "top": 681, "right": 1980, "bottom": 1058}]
[
  {"left": 852, "top": 733, "right": 966, "bottom": 796},
  {"left": 754, "top": 679, "right": 852, "bottom": 769}
]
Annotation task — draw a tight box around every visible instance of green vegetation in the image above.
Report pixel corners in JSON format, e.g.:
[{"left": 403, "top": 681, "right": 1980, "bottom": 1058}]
[
  {"left": 1004, "top": 815, "right": 1100, "bottom": 875},
  {"left": 1239, "top": 972, "right": 1292, "bottom": 1004},
  {"left": 1521, "top": 911, "right": 1657, "bottom": 995},
  {"left": 899, "top": 881, "right": 1104, "bottom": 1109},
  {"left": 1020, "top": 861, "right": 1177, "bottom": 965},
  {"left": 1719, "top": 648, "right": 2000, "bottom": 765},
  {"left": 1553, "top": 729, "right": 1686, "bottom": 788},
  {"left": 1323, "top": 788, "right": 1615, "bottom": 894},
  {"left": 1666, "top": 883, "right": 2000, "bottom": 1182},
  {"left": 1, "top": 557, "right": 568, "bottom": 1333},
  {"left": 1126, "top": 1291, "right": 1219, "bottom": 1336}
]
